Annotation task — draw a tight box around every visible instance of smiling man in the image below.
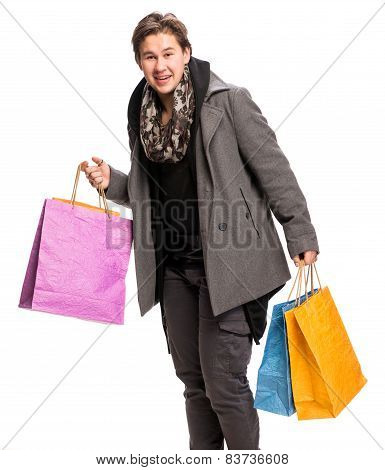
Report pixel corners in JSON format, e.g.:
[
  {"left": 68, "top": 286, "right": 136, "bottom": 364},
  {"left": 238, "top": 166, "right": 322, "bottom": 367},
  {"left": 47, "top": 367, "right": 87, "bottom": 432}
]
[{"left": 82, "top": 11, "right": 319, "bottom": 450}]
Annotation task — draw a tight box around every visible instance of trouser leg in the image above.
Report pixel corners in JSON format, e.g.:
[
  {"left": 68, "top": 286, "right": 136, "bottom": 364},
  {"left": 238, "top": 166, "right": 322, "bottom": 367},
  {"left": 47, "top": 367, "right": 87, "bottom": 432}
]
[
  {"left": 198, "top": 275, "right": 260, "bottom": 450},
  {"left": 162, "top": 263, "right": 224, "bottom": 450}
]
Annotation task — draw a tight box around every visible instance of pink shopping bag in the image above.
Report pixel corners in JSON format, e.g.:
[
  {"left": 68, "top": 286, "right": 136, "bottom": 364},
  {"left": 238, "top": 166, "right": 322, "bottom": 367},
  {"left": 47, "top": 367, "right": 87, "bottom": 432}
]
[{"left": 18, "top": 163, "right": 133, "bottom": 324}]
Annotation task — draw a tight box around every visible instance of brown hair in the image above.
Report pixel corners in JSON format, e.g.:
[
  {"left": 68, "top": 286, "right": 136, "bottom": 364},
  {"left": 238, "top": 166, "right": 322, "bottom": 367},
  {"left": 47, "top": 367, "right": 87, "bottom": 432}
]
[{"left": 131, "top": 12, "right": 192, "bottom": 66}]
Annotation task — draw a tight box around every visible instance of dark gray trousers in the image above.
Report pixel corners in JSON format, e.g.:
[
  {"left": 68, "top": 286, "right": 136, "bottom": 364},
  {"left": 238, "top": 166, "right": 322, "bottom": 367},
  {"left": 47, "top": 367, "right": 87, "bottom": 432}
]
[{"left": 161, "top": 261, "right": 260, "bottom": 450}]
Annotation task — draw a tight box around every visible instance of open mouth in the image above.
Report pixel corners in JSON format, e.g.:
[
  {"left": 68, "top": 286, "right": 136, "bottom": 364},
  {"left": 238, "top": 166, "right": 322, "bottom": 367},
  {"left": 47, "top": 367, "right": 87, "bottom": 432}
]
[{"left": 155, "top": 75, "right": 171, "bottom": 84}]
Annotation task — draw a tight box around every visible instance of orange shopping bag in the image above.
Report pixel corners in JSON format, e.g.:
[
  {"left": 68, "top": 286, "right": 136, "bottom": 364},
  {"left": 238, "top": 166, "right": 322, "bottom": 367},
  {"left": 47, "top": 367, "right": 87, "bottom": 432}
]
[{"left": 284, "top": 261, "right": 367, "bottom": 420}]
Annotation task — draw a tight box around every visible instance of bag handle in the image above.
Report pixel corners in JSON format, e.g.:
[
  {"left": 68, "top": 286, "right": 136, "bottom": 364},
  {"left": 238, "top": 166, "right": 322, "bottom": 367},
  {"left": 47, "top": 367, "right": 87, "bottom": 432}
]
[
  {"left": 296, "top": 263, "right": 309, "bottom": 307},
  {"left": 286, "top": 260, "right": 323, "bottom": 306},
  {"left": 70, "top": 163, "right": 112, "bottom": 219}
]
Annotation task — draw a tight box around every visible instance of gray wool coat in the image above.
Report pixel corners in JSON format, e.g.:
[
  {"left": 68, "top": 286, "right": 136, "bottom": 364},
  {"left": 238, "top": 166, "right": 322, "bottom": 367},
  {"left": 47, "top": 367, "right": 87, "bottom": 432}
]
[{"left": 104, "top": 69, "right": 320, "bottom": 317}]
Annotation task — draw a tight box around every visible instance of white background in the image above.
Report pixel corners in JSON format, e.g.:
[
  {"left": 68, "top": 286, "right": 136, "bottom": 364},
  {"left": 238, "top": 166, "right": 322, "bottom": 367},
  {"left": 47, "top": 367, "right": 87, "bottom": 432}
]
[{"left": 1, "top": 0, "right": 384, "bottom": 468}]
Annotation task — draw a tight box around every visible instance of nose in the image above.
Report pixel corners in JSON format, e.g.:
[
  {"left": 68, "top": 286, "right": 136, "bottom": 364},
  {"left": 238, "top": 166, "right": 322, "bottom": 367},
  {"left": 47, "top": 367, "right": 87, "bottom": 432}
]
[{"left": 154, "top": 58, "right": 167, "bottom": 73}]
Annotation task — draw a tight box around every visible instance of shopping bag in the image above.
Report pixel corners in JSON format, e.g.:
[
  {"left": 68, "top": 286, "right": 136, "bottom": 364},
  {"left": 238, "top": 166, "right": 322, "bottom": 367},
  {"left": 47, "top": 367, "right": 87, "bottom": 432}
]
[
  {"left": 254, "top": 287, "right": 318, "bottom": 416},
  {"left": 18, "top": 163, "right": 133, "bottom": 324},
  {"left": 284, "top": 261, "right": 367, "bottom": 420}
]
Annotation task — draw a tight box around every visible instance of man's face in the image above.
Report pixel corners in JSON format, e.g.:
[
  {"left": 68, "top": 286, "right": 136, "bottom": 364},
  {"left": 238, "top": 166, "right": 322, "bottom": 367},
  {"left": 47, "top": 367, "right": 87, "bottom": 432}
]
[{"left": 138, "top": 32, "right": 190, "bottom": 99}]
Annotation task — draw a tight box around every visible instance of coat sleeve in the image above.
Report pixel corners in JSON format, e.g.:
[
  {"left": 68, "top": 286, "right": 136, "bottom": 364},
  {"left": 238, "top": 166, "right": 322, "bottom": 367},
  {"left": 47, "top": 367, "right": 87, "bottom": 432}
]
[
  {"left": 102, "top": 126, "right": 135, "bottom": 209},
  {"left": 103, "top": 165, "right": 130, "bottom": 208},
  {"left": 232, "top": 86, "right": 320, "bottom": 259}
]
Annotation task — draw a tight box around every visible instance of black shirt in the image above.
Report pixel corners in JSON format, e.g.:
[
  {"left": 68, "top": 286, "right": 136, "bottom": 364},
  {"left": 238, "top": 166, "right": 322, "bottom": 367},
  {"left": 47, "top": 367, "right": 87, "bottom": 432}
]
[{"left": 147, "top": 114, "right": 204, "bottom": 266}]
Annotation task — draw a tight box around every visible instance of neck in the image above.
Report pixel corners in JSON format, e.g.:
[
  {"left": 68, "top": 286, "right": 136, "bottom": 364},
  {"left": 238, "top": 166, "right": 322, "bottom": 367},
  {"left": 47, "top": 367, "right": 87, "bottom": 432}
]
[{"left": 157, "top": 92, "right": 174, "bottom": 115}]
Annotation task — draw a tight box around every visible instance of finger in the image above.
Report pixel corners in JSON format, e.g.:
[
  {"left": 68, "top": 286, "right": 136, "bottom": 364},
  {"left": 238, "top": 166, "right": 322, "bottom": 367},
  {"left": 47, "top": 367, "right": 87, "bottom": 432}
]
[
  {"left": 92, "top": 156, "right": 104, "bottom": 166},
  {"left": 88, "top": 170, "right": 102, "bottom": 179},
  {"left": 305, "top": 251, "right": 317, "bottom": 265},
  {"left": 86, "top": 168, "right": 101, "bottom": 179}
]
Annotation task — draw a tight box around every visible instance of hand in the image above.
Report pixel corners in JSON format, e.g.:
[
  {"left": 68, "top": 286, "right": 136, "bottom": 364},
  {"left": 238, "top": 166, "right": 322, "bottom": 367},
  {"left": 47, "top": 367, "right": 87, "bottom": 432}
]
[
  {"left": 81, "top": 156, "right": 110, "bottom": 191},
  {"left": 292, "top": 250, "right": 318, "bottom": 267}
]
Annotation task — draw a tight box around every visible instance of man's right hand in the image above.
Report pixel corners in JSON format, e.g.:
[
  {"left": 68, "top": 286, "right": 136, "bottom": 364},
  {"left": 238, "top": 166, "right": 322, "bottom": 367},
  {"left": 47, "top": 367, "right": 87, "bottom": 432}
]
[{"left": 81, "top": 156, "right": 110, "bottom": 191}]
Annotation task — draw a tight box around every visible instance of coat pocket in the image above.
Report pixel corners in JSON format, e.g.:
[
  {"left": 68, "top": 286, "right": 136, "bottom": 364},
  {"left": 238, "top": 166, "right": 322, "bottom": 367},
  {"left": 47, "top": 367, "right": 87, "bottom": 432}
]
[{"left": 239, "top": 187, "right": 260, "bottom": 237}]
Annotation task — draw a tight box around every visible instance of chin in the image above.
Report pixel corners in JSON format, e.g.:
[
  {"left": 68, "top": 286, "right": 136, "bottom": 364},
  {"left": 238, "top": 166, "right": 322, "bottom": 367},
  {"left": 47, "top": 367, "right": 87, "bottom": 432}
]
[
  {"left": 152, "top": 83, "right": 175, "bottom": 95},
  {"left": 157, "top": 87, "right": 175, "bottom": 95}
]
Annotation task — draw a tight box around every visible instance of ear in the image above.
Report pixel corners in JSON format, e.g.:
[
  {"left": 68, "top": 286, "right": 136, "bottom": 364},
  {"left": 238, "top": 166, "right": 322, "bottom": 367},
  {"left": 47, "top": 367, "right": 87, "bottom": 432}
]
[
  {"left": 183, "top": 46, "right": 191, "bottom": 64},
  {"left": 136, "top": 52, "right": 143, "bottom": 71}
]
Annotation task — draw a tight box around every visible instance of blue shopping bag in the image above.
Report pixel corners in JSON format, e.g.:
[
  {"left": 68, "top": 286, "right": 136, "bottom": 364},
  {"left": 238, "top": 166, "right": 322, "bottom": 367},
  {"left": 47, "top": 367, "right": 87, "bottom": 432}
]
[{"left": 254, "top": 289, "right": 319, "bottom": 416}]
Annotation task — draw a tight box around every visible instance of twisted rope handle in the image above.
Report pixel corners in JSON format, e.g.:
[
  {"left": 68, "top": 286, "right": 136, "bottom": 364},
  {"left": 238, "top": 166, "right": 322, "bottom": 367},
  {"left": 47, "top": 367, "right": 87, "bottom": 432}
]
[
  {"left": 286, "top": 260, "right": 322, "bottom": 306},
  {"left": 71, "top": 163, "right": 111, "bottom": 219}
]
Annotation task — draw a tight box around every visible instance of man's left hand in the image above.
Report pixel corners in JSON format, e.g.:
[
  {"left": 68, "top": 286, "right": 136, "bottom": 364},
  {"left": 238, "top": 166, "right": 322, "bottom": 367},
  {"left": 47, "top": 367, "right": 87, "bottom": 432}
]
[{"left": 292, "top": 250, "right": 318, "bottom": 267}]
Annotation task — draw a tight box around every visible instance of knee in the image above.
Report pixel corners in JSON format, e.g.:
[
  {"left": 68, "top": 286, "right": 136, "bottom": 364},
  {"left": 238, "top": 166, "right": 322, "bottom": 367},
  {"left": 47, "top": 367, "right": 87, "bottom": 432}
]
[{"left": 175, "top": 369, "right": 206, "bottom": 393}]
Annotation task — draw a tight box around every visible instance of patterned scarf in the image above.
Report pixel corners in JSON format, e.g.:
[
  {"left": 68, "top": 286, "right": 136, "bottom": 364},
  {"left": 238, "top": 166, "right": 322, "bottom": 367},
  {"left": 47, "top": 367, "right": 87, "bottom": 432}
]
[{"left": 139, "top": 64, "right": 196, "bottom": 163}]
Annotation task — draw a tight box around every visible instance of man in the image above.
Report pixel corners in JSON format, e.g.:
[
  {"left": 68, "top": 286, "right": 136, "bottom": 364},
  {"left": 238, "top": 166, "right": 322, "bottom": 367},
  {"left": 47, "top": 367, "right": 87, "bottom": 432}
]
[{"left": 82, "top": 12, "right": 319, "bottom": 450}]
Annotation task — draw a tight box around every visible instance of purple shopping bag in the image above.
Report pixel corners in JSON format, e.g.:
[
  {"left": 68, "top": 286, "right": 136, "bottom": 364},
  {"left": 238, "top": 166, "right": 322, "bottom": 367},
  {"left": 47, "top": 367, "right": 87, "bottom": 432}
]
[{"left": 18, "top": 164, "right": 133, "bottom": 324}]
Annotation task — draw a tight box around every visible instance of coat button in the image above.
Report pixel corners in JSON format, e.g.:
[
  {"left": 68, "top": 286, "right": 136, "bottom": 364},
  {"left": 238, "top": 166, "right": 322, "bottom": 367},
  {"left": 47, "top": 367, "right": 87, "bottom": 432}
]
[{"left": 218, "top": 223, "right": 227, "bottom": 231}]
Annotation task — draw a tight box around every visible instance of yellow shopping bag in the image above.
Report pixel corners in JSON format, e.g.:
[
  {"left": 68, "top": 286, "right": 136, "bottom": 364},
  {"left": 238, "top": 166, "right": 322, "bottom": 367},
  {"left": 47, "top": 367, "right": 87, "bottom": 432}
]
[{"left": 284, "top": 261, "right": 367, "bottom": 420}]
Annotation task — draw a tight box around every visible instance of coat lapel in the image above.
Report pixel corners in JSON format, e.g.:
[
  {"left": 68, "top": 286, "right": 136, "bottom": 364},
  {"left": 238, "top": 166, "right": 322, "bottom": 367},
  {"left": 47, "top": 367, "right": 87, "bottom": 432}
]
[{"left": 200, "top": 104, "right": 225, "bottom": 178}]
